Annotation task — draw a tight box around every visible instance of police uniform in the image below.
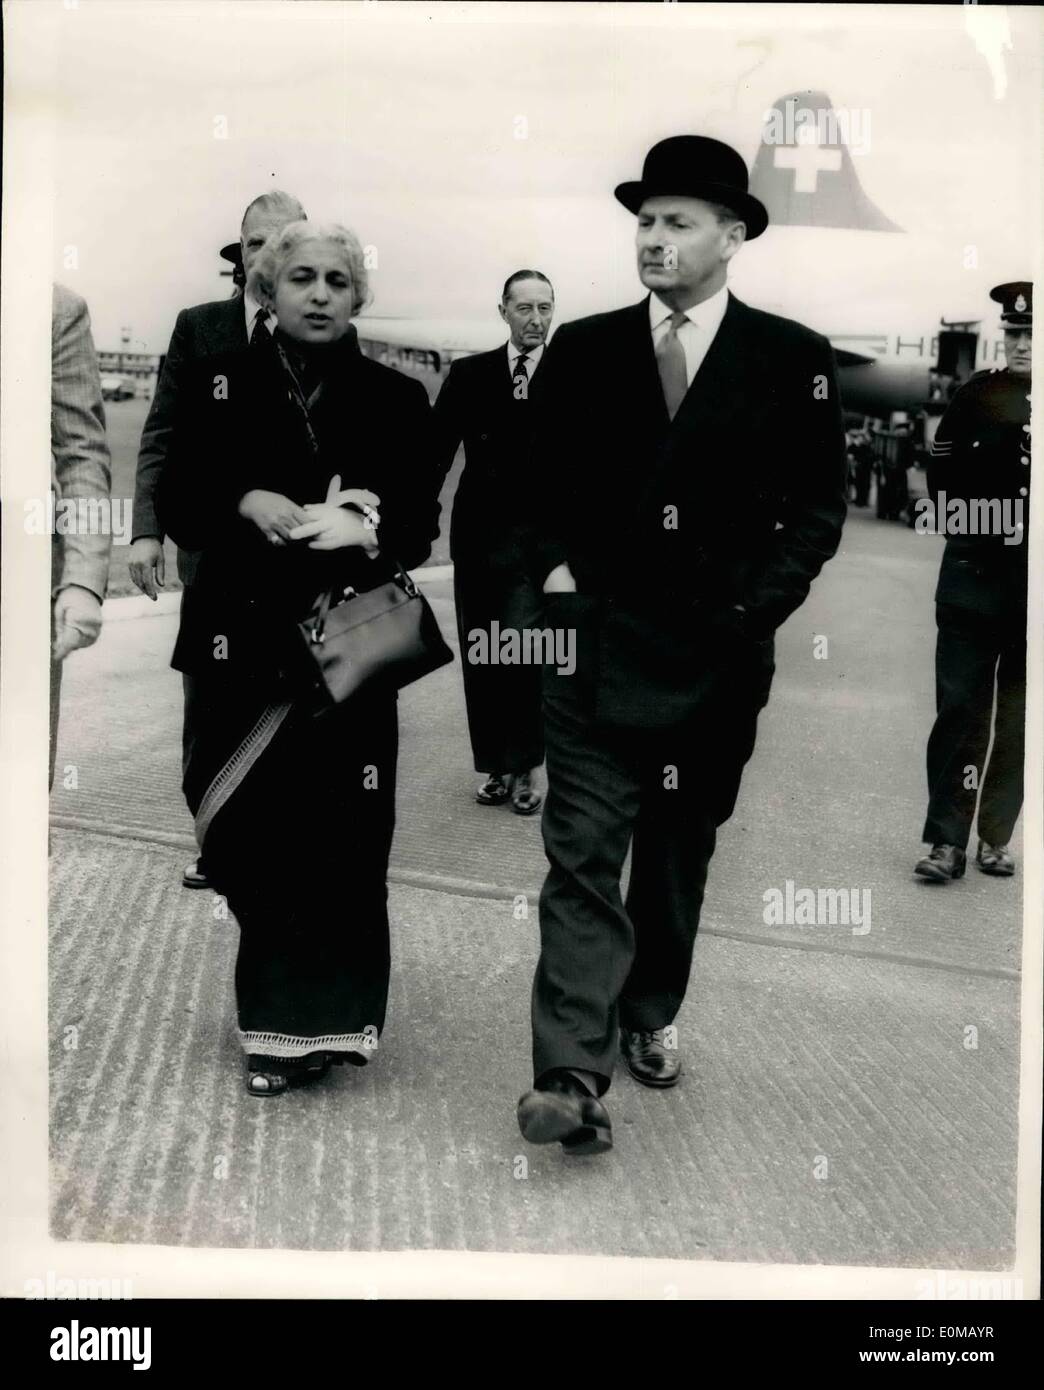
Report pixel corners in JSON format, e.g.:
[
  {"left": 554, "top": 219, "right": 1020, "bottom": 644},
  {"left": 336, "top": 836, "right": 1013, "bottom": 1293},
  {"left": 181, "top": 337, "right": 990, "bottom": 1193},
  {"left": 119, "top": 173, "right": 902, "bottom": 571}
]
[{"left": 917, "top": 282, "right": 1031, "bottom": 876}]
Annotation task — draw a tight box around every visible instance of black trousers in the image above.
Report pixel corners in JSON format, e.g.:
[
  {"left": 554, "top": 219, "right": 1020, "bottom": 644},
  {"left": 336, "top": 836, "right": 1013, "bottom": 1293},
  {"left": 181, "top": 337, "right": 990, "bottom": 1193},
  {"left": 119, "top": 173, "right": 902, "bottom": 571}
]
[
  {"left": 923, "top": 602, "right": 1026, "bottom": 849},
  {"left": 531, "top": 598, "right": 769, "bottom": 1094},
  {"left": 454, "top": 559, "right": 544, "bottom": 776}
]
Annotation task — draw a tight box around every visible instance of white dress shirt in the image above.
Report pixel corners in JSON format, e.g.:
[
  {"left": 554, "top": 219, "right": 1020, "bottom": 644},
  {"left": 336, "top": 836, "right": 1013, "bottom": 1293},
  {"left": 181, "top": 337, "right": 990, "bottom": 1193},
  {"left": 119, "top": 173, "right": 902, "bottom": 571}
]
[
  {"left": 244, "top": 291, "right": 277, "bottom": 339},
  {"left": 649, "top": 283, "right": 729, "bottom": 386},
  {"left": 508, "top": 341, "right": 544, "bottom": 375}
]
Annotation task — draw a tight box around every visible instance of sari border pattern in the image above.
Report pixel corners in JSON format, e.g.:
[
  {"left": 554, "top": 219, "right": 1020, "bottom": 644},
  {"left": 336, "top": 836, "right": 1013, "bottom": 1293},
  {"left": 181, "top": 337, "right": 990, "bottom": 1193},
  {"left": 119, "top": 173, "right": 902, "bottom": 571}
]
[
  {"left": 194, "top": 700, "right": 294, "bottom": 850},
  {"left": 238, "top": 1029, "right": 379, "bottom": 1060}
]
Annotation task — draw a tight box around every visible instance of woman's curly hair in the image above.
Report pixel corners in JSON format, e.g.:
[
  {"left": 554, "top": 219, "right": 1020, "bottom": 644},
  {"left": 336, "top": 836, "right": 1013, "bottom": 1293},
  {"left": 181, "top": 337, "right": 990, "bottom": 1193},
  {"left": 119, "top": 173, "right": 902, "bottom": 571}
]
[{"left": 247, "top": 221, "right": 371, "bottom": 318}]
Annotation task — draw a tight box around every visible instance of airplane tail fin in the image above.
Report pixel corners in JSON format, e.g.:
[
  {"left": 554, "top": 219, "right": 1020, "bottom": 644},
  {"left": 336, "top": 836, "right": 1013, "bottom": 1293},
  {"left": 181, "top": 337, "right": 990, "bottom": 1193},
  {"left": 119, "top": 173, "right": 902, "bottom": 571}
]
[{"left": 749, "top": 90, "right": 902, "bottom": 232}]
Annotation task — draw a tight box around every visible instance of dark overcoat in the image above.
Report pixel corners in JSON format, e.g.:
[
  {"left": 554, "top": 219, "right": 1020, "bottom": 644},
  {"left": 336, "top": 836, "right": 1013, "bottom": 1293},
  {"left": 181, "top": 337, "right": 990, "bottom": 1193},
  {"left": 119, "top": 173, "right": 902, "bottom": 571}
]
[
  {"left": 526, "top": 292, "right": 848, "bottom": 727},
  {"left": 156, "top": 330, "right": 441, "bottom": 688}
]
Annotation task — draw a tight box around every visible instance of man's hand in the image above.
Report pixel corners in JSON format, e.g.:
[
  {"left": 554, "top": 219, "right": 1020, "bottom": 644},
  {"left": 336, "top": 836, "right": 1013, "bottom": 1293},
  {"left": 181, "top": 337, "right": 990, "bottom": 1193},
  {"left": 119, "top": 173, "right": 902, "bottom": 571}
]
[
  {"left": 542, "top": 562, "right": 577, "bottom": 594},
  {"left": 238, "top": 490, "right": 311, "bottom": 547},
  {"left": 128, "top": 536, "right": 165, "bottom": 600},
  {"left": 53, "top": 585, "right": 103, "bottom": 661}
]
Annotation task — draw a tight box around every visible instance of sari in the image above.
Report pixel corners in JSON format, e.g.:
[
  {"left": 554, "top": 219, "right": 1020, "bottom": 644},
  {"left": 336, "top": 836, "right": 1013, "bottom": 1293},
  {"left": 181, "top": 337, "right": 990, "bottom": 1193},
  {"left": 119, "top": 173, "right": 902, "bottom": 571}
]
[
  {"left": 159, "top": 326, "right": 439, "bottom": 1070},
  {"left": 185, "top": 669, "right": 397, "bottom": 1063}
]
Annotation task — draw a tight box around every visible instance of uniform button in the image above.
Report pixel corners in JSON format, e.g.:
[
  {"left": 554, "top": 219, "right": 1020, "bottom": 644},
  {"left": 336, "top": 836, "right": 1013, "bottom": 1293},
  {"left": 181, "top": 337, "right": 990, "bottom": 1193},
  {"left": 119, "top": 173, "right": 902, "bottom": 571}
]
[
  {"left": 1019, "top": 487, "right": 1028, "bottom": 496},
  {"left": 1023, "top": 424, "right": 1031, "bottom": 432},
  {"left": 972, "top": 440, "right": 979, "bottom": 447},
  {"left": 1022, "top": 458, "right": 1029, "bottom": 466}
]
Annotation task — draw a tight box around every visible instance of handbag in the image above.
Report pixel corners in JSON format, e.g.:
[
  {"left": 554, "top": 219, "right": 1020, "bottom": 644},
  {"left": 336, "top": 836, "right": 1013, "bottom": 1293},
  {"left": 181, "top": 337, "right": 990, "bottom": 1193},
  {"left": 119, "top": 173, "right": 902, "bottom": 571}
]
[{"left": 296, "top": 561, "right": 454, "bottom": 709}]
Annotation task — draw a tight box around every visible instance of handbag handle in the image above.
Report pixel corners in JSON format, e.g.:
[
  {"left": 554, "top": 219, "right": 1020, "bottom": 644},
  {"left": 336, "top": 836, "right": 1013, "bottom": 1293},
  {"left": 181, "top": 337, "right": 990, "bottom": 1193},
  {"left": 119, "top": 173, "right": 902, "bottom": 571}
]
[{"left": 310, "top": 563, "right": 418, "bottom": 645}]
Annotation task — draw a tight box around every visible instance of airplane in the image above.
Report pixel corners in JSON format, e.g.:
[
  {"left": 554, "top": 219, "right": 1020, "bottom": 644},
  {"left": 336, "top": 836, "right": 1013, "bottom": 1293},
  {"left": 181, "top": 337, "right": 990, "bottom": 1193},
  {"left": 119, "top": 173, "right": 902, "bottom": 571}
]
[
  {"left": 217, "top": 90, "right": 1011, "bottom": 435},
  {"left": 739, "top": 90, "right": 1007, "bottom": 433}
]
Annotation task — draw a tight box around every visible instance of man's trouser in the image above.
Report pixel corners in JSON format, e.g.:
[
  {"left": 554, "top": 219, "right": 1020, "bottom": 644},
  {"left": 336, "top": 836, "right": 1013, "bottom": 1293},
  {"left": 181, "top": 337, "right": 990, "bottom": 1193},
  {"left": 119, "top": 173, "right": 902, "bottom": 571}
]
[
  {"left": 530, "top": 595, "right": 769, "bottom": 1095},
  {"left": 923, "top": 602, "right": 1026, "bottom": 849},
  {"left": 454, "top": 560, "right": 545, "bottom": 776}
]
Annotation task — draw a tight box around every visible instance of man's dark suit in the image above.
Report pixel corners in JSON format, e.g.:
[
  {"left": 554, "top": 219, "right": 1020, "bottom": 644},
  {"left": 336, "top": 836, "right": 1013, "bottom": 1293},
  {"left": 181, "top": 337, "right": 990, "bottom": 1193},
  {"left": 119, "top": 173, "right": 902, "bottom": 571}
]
[
  {"left": 432, "top": 344, "right": 545, "bottom": 775},
  {"left": 132, "top": 296, "right": 250, "bottom": 780},
  {"left": 133, "top": 296, "right": 251, "bottom": 585},
  {"left": 526, "top": 291, "right": 847, "bottom": 1091}
]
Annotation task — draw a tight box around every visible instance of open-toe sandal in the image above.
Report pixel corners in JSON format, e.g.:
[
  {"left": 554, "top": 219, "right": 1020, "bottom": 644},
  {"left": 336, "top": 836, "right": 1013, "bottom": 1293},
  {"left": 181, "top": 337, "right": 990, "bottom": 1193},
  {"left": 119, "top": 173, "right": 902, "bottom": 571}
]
[{"left": 245, "top": 1052, "right": 331, "bottom": 1097}]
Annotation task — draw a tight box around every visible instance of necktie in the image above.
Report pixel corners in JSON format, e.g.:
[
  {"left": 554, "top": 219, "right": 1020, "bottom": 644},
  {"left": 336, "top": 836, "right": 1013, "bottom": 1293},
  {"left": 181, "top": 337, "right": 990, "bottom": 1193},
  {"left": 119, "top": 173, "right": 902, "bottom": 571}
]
[
  {"left": 512, "top": 352, "right": 529, "bottom": 400},
  {"left": 250, "top": 308, "right": 270, "bottom": 348},
  {"left": 656, "top": 311, "right": 689, "bottom": 420}
]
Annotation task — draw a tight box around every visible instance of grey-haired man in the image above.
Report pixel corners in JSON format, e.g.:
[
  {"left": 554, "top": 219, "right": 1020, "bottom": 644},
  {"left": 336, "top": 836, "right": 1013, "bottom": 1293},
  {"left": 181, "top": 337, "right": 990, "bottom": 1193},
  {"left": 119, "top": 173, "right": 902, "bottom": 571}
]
[{"left": 128, "top": 190, "right": 306, "bottom": 888}]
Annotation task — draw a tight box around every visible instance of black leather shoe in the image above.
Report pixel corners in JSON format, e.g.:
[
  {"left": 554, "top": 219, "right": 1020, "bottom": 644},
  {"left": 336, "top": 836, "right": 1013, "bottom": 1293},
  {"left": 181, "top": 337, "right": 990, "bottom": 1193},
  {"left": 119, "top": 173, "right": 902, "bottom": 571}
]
[
  {"left": 182, "top": 859, "right": 210, "bottom": 889},
  {"left": 976, "top": 840, "right": 1015, "bottom": 876},
  {"left": 509, "top": 770, "right": 542, "bottom": 816},
  {"left": 620, "top": 1028, "right": 681, "bottom": 1088},
  {"left": 517, "top": 1072, "right": 612, "bottom": 1156},
  {"left": 914, "top": 844, "right": 967, "bottom": 882}
]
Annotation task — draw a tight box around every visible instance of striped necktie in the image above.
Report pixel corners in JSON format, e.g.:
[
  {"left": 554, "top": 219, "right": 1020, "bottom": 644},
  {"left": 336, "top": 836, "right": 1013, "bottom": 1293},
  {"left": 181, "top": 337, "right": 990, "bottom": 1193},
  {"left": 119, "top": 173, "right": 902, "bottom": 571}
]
[{"left": 656, "top": 310, "right": 689, "bottom": 420}]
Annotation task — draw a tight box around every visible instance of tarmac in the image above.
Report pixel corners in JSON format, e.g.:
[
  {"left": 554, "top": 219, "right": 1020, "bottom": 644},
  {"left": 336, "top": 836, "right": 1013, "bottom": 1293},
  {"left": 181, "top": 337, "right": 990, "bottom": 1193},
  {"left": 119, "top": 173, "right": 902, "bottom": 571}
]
[{"left": 48, "top": 511, "right": 1022, "bottom": 1268}]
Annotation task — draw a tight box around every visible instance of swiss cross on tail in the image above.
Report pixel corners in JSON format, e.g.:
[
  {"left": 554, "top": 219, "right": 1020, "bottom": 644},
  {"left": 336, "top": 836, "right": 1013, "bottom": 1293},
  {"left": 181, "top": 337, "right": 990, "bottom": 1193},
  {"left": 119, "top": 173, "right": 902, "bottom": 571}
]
[{"left": 749, "top": 90, "right": 902, "bottom": 232}]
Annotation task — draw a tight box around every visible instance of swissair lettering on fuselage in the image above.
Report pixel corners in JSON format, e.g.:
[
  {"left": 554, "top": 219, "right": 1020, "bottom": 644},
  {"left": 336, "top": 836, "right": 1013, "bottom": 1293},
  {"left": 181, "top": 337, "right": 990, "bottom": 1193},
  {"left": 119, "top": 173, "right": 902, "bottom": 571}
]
[{"left": 832, "top": 334, "right": 1008, "bottom": 364}]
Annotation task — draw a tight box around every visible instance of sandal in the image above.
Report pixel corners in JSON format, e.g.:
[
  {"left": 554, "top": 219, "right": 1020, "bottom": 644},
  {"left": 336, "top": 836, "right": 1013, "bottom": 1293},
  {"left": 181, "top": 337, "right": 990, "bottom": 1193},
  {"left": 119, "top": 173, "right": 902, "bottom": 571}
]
[
  {"left": 476, "top": 774, "right": 510, "bottom": 806},
  {"left": 245, "top": 1052, "right": 331, "bottom": 1097}
]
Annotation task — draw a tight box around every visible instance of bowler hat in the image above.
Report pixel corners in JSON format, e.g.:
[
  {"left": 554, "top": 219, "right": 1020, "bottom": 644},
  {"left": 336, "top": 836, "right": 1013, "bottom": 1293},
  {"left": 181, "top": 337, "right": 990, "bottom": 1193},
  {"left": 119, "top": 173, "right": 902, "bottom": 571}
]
[{"left": 615, "top": 135, "right": 768, "bottom": 239}]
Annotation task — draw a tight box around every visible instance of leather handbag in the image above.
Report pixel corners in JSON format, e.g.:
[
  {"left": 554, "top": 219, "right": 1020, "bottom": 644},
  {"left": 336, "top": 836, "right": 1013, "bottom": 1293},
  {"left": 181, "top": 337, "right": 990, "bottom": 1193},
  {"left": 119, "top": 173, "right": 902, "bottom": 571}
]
[{"left": 296, "top": 563, "right": 454, "bottom": 710}]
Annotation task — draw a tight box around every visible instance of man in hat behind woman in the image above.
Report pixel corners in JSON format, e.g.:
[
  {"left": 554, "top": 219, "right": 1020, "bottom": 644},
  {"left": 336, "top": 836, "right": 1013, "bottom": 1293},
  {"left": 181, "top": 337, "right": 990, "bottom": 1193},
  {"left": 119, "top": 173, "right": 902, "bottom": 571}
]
[
  {"left": 517, "top": 135, "right": 848, "bottom": 1156},
  {"left": 128, "top": 190, "right": 306, "bottom": 890}
]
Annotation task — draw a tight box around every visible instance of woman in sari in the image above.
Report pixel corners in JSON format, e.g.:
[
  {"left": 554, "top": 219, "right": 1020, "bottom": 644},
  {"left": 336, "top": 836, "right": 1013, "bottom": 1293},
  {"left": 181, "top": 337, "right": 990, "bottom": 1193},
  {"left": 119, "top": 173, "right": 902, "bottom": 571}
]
[{"left": 157, "top": 222, "right": 441, "bottom": 1095}]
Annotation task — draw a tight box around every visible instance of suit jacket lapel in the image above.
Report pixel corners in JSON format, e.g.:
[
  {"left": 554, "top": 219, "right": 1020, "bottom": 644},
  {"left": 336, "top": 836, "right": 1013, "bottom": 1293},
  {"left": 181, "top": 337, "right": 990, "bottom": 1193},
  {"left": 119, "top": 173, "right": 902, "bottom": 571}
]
[
  {"left": 204, "top": 296, "right": 249, "bottom": 355},
  {"left": 617, "top": 298, "right": 672, "bottom": 443},
  {"left": 637, "top": 293, "right": 763, "bottom": 512},
  {"left": 665, "top": 292, "right": 751, "bottom": 443}
]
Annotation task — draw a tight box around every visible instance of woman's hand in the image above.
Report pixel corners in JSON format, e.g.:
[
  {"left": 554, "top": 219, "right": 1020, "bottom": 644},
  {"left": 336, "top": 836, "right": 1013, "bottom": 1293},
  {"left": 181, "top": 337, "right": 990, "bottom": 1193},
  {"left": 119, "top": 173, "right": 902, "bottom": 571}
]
[
  {"left": 542, "top": 562, "right": 577, "bottom": 594},
  {"left": 286, "top": 475, "right": 382, "bottom": 551},
  {"left": 238, "top": 490, "right": 310, "bottom": 546}
]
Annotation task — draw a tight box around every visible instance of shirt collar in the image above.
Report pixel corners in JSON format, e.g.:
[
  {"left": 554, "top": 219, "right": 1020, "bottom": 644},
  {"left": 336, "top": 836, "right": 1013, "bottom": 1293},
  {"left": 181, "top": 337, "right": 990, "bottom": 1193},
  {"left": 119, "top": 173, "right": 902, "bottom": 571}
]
[
  {"left": 508, "top": 340, "right": 544, "bottom": 366},
  {"left": 649, "top": 283, "right": 730, "bottom": 333},
  {"left": 244, "top": 291, "right": 276, "bottom": 332}
]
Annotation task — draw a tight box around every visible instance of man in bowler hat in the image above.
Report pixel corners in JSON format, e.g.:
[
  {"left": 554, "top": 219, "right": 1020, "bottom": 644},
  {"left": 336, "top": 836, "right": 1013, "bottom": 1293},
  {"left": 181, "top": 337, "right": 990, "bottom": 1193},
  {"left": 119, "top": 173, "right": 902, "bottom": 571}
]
[
  {"left": 915, "top": 282, "right": 1031, "bottom": 882},
  {"left": 516, "top": 136, "right": 847, "bottom": 1155}
]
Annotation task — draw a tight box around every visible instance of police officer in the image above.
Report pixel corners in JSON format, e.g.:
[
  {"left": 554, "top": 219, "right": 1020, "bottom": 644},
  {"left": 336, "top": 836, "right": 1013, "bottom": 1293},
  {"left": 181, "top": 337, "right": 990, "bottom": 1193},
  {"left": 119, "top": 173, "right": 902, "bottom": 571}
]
[{"left": 915, "top": 282, "right": 1031, "bottom": 881}]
